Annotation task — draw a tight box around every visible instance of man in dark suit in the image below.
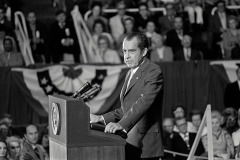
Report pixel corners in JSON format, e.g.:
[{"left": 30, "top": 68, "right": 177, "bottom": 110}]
[
  {"left": 20, "top": 124, "right": 49, "bottom": 160},
  {"left": 172, "top": 117, "right": 204, "bottom": 160},
  {"left": 165, "top": 15, "right": 190, "bottom": 55},
  {"left": 175, "top": 35, "right": 203, "bottom": 61},
  {"left": 50, "top": 10, "right": 80, "bottom": 63},
  {"left": 158, "top": 3, "right": 176, "bottom": 36},
  {"left": 90, "top": 32, "right": 164, "bottom": 160},
  {"left": 224, "top": 66, "right": 240, "bottom": 111},
  {"left": 209, "top": 0, "right": 228, "bottom": 59}
]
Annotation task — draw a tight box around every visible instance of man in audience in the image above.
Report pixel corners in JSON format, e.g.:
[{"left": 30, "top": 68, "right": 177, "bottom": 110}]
[
  {"left": 20, "top": 124, "right": 49, "bottom": 160},
  {"left": 0, "top": 6, "right": 14, "bottom": 37},
  {"left": 162, "top": 118, "right": 177, "bottom": 160},
  {"left": 224, "top": 65, "right": 240, "bottom": 111},
  {"left": 209, "top": 0, "right": 229, "bottom": 59},
  {"left": 158, "top": 3, "right": 176, "bottom": 36},
  {"left": 165, "top": 15, "right": 190, "bottom": 55},
  {"left": 135, "top": 2, "right": 152, "bottom": 33},
  {"left": 172, "top": 117, "right": 204, "bottom": 160},
  {"left": 0, "top": 36, "right": 24, "bottom": 66},
  {"left": 26, "top": 11, "right": 49, "bottom": 63},
  {"left": 50, "top": 10, "right": 80, "bottom": 63},
  {"left": 109, "top": 1, "right": 133, "bottom": 42},
  {"left": 174, "top": 35, "right": 203, "bottom": 61}
]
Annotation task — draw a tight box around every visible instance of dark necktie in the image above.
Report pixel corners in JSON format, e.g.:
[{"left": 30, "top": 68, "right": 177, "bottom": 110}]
[{"left": 34, "top": 147, "right": 40, "bottom": 159}]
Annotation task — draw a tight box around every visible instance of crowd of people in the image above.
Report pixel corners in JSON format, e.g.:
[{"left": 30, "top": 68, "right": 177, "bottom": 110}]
[
  {"left": 0, "top": 114, "right": 49, "bottom": 160},
  {"left": 0, "top": 0, "right": 240, "bottom": 65}
]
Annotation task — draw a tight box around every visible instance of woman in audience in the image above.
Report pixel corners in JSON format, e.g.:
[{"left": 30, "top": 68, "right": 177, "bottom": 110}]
[
  {"left": 145, "top": 20, "right": 161, "bottom": 52},
  {"left": 92, "top": 19, "right": 114, "bottom": 49},
  {"left": 38, "top": 126, "right": 49, "bottom": 155},
  {"left": 86, "top": 1, "right": 108, "bottom": 33},
  {"left": 0, "top": 140, "right": 8, "bottom": 160},
  {"left": 222, "top": 15, "right": 240, "bottom": 60},
  {"left": 201, "top": 110, "right": 234, "bottom": 159},
  {"left": 222, "top": 107, "right": 238, "bottom": 134},
  {"left": 6, "top": 136, "right": 22, "bottom": 160},
  {"left": 150, "top": 34, "right": 173, "bottom": 63},
  {"left": 97, "top": 35, "right": 121, "bottom": 64}
]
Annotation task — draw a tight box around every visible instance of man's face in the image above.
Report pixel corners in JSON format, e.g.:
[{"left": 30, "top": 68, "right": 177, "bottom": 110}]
[
  {"left": 174, "top": 17, "right": 183, "bottom": 30},
  {"left": 25, "top": 125, "right": 39, "bottom": 145},
  {"left": 27, "top": 12, "right": 36, "bottom": 24},
  {"left": 123, "top": 37, "right": 146, "bottom": 69},
  {"left": 146, "top": 21, "right": 155, "bottom": 33},
  {"left": 117, "top": 4, "right": 126, "bottom": 16},
  {"left": 92, "top": 6, "right": 101, "bottom": 16},
  {"left": 217, "top": 2, "right": 225, "bottom": 13},
  {"left": 124, "top": 19, "right": 134, "bottom": 32},
  {"left": 162, "top": 120, "right": 174, "bottom": 133},
  {"left": 191, "top": 114, "right": 202, "bottom": 128},
  {"left": 176, "top": 119, "right": 188, "bottom": 134},
  {"left": 56, "top": 13, "right": 66, "bottom": 23},
  {"left": 139, "top": 5, "right": 148, "bottom": 17},
  {"left": 4, "top": 40, "right": 13, "bottom": 52}
]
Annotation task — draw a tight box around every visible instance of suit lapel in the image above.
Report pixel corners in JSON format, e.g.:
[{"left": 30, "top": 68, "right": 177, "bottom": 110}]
[{"left": 124, "top": 59, "right": 149, "bottom": 97}]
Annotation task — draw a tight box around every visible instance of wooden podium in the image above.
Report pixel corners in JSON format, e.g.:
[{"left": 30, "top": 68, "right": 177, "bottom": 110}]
[{"left": 49, "top": 95, "right": 126, "bottom": 160}]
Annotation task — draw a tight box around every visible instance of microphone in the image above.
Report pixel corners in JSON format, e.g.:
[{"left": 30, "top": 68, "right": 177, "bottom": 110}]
[
  {"left": 72, "top": 82, "right": 91, "bottom": 98},
  {"left": 78, "top": 85, "right": 102, "bottom": 102}
]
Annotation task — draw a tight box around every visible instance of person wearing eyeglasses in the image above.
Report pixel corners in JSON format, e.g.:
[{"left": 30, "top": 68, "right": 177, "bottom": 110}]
[{"left": 6, "top": 136, "right": 22, "bottom": 160}]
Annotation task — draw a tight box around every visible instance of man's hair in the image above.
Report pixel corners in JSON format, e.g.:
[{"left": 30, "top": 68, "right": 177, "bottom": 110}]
[
  {"left": 190, "top": 109, "right": 203, "bottom": 120},
  {"left": 124, "top": 32, "right": 149, "bottom": 51},
  {"left": 175, "top": 117, "right": 187, "bottom": 125},
  {"left": 25, "top": 124, "right": 39, "bottom": 134}
]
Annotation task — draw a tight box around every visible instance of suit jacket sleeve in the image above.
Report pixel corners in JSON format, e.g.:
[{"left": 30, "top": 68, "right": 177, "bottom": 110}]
[{"left": 119, "top": 66, "right": 163, "bottom": 132}]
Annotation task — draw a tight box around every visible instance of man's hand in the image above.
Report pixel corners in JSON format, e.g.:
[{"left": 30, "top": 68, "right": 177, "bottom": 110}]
[
  {"left": 104, "top": 122, "right": 123, "bottom": 133},
  {"left": 90, "top": 113, "right": 103, "bottom": 123}
]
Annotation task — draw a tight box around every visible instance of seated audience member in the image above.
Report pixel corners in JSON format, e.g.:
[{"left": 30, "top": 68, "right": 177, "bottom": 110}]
[
  {"left": 209, "top": 0, "right": 229, "bottom": 59},
  {"left": 165, "top": 15, "right": 190, "bottom": 54},
  {"left": 172, "top": 104, "right": 194, "bottom": 132},
  {"left": 86, "top": 1, "right": 108, "bottom": 33},
  {"left": 135, "top": 2, "right": 153, "bottom": 33},
  {"left": 26, "top": 11, "right": 49, "bottom": 63},
  {"left": 0, "top": 25, "right": 6, "bottom": 53},
  {"left": 150, "top": 34, "right": 173, "bottom": 63},
  {"left": 0, "top": 37, "right": 23, "bottom": 66},
  {"left": 222, "top": 107, "right": 238, "bottom": 134},
  {"left": 144, "top": 20, "right": 161, "bottom": 52},
  {"left": 162, "top": 118, "right": 177, "bottom": 160},
  {"left": 92, "top": 19, "right": 114, "bottom": 49},
  {"left": 20, "top": 124, "right": 49, "bottom": 160},
  {"left": 0, "top": 113, "right": 12, "bottom": 128},
  {"left": 172, "top": 117, "right": 204, "bottom": 160},
  {"left": 116, "top": 17, "right": 136, "bottom": 61},
  {"left": 0, "top": 6, "right": 14, "bottom": 37},
  {"left": 201, "top": 110, "right": 234, "bottom": 159},
  {"left": 6, "top": 136, "right": 22, "bottom": 160},
  {"left": 109, "top": 1, "right": 133, "bottom": 42},
  {"left": 222, "top": 16, "right": 240, "bottom": 60},
  {"left": 175, "top": 35, "right": 203, "bottom": 61},
  {"left": 232, "top": 109, "right": 240, "bottom": 157},
  {"left": 38, "top": 126, "right": 49, "bottom": 155},
  {"left": 224, "top": 66, "right": 240, "bottom": 111},
  {"left": 158, "top": 3, "right": 176, "bottom": 37},
  {"left": 0, "top": 140, "right": 8, "bottom": 160},
  {"left": 97, "top": 35, "right": 121, "bottom": 64},
  {"left": 183, "top": 0, "right": 203, "bottom": 27},
  {"left": 50, "top": 10, "right": 80, "bottom": 63},
  {"left": 189, "top": 109, "right": 202, "bottom": 133}
]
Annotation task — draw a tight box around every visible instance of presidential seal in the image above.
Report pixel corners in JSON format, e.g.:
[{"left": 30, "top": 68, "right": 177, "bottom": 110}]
[{"left": 51, "top": 103, "right": 61, "bottom": 135}]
